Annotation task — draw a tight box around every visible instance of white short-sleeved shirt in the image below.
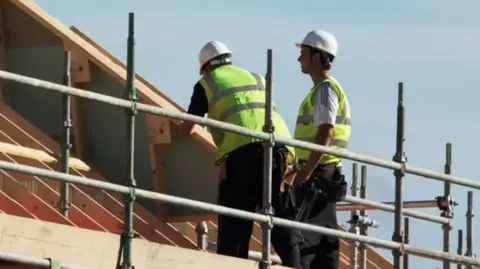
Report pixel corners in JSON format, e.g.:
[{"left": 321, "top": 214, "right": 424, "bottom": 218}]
[
  {"left": 312, "top": 82, "right": 339, "bottom": 128},
  {"left": 312, "top": 81, "right": 342, "bottom": 167}
]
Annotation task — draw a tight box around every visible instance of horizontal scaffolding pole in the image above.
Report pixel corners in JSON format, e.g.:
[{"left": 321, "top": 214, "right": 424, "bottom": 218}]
[
  {"left": 0, "top": 161, "right": 478, "bottom": 267},
  {"left": 343, "top": 196, "right": 449, "bottom": 224},
  {"left": 1, "top": 70, "right": 479, "bottom": 190},
  {"left": 338, "top": 199, "right": 437, "bottom": 211},
  {"left": 0, "top": 251, "right": 92, "bottom": 269}
]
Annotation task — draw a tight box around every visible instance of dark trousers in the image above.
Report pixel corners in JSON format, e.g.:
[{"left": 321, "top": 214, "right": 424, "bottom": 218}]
[
  {"left": 216, "top": 142, "right": 300, "bottom": 265},
  {"left": 269, "top": 163, "right": 340, "bottom": 269},
  {"left": 296, "top": 163, "right": 341, "bottom": 269}
]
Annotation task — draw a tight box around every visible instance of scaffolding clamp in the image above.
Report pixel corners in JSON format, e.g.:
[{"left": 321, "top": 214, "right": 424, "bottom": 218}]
[
  {"left": 262, "top": 125, "right": 276, "bottom": 148},
  {"left": 58, "top": 200, "right": 71, "bottom": 211},
  {"left": 392, "top": 153, "right": 407, "bottom": 178},
  {"left": 347, "top": 213, "right": 380, "bottom": 228},
  {"left": 391, "top": 231, "right": 405, "bottom": 257},
  {"left": 126, "top": 186, "right": 137, "bottom": 203},
  {"left": 436, "top": 194, "right": 457, "bottom": 218}
]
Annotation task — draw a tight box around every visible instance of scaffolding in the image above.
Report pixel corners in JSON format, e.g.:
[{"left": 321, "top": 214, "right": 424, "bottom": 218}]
[{"left": 0, "top": 12, "right": 478, "bottom": 269}]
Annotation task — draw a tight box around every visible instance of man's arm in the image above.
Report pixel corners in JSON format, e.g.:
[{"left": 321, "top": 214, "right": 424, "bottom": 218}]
[
  {"left": 302, "top": 82, "right": 339, "bottom": 175},
  {"left": 179, "top": 82, "right": 208, "bottom": 135}
]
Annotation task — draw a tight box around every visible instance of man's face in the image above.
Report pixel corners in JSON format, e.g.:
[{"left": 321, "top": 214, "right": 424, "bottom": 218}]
[{"left": 297, "top": 46, "right": 312, "bottom": 74}]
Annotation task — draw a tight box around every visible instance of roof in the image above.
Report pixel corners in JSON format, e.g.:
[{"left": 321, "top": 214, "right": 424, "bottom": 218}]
[{"left": 0, "top": 100, "right": 196, "bottom": 249}]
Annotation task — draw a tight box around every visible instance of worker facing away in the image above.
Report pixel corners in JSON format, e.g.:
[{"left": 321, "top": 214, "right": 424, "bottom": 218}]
[
  {"left": 289, "top": 29, "right": 352, "bottom": 269},
  {"left": 179, "top": 40, "right": 297, "bottom": 262}
]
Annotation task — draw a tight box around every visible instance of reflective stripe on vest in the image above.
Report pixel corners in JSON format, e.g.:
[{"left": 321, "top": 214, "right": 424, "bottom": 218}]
[
  {"left": 200, "top": 66, "right": 295, "bottom": 164},
  {"left": 293, "top": 77, "right": 351, "bottom": 163},
  {"left": 296, "top": 104, "right": 352, "bottom": 127},
  {"left": 202, "top": 72, "right": 277, "bottom": 122}
]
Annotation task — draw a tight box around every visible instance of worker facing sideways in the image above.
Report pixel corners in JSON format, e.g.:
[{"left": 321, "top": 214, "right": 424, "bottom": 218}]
[
  {"left": 286, "top": 29, "right": 352, "bottom": 269},
  {"left": 179, "top": 40, "right": 299, "bottom": 264}
]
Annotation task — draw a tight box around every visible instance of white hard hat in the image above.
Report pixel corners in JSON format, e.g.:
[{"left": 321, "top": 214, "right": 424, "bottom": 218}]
[
  {"left": 198, "top": 41, "right": 232, "bottom": 74},
  {"left": 295, "top": 30, "right": 338, "bottom": 58}
]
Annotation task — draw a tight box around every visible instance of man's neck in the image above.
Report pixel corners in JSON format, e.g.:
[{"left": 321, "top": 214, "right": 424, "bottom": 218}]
[{"left": 310, "top": 70, "right": 329, "bottom": 86}]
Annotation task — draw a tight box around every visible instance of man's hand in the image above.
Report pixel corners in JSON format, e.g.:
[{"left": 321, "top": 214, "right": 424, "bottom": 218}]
[
  {"left": 281, "top": 167, "right": 297, "bottom": 192},
  {"left": 294, "top": 169, "right": 312, "bottom": 187}
]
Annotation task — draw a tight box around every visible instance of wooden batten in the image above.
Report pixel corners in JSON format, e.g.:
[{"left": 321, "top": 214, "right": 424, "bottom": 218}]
[
  {"left": 64, "top": 41, "right": 91, "bottom": 84},
  {"left": 146, "top": 114, "right": 172, "bottom": 219}
]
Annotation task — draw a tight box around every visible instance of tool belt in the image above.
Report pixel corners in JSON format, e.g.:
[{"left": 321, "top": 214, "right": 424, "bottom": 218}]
[
  {"left": 315, "top": 167, "right": 348, "bottom": 203},
  {"left": 277, "top": 160, "right": 348, "bottom": 221},
  {"left": 295, "top": 165, "right": 348, "bottom": 221}
]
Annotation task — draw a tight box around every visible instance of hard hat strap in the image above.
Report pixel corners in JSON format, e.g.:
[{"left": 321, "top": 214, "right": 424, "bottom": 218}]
[{"left": 210, "top": 57, "right": 232, "bottom": 66}]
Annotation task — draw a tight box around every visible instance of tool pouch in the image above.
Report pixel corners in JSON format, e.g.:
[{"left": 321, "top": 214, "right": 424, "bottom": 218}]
[
  {"left": 274, "top": 148, "right": 299, "bottom": 219},
  {"left": 320, "top": 169, "right": 348, "bottom": 203},
  {"left": 295, "top": 182, "right": 319, "bottom": 222},
  {"left": 295, "top": 168, "right": 348, "bottom": 221},
  {"left": 278, "top": 183, "right": 298, "bottom": 218}
]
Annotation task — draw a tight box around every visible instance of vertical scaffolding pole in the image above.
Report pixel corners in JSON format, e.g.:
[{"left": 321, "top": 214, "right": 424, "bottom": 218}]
[
  {"left": 195, "top": 221, "right": 208, "bottom": 251},
  {"left": 120, "top": 12, "right": 138, "bottom": 269},
  {"left": 260, "top": 49, "right": 274, "bottom": 269},
  {"left": 443, "top": 143, "right": 453, "bottom": 269},
  {"left": 457, "top": 229, "right": 464, "bottom": 269},
  {"left": 392, "top": 82, "right": 406, "bottom": 269},
  {"left": 60, "top": 50, "right": 72, "bottom": 218},
  {"left": 403, "top": 217, "right": 409, "bottom": 269},
  {"left": 465, "top": 191, "right": 474, "bottom": 269},
  {"left": 359, "top": 165, "right": 367, "bottom": 269},
  {"left": 349, "top": 163, "right": 359, "bottom": 269}
]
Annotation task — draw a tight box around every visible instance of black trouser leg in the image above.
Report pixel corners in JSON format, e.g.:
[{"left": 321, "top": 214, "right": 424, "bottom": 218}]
[
  {"left": 216, "top": 143, "right": 264, "bottom": 259},
  {"left": 271, "top": 226, "right": 303, "bottom": 268},
  {"left": 299, "top": 164, "right": 341, "bottom": 269},
  {"left": 270, "top": 149, "right": 303, "bottom": 268},
  {"left": 216, "top": 180, "right": 255, "bottom": 259}
]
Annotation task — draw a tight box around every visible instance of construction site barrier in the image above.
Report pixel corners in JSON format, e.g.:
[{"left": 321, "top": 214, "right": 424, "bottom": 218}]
[
  {"left": 0, "top": 13, "right": 478, "bottom": 269},
  {"left": 0, "top": 160, "right": 478, "bottom": 268}
]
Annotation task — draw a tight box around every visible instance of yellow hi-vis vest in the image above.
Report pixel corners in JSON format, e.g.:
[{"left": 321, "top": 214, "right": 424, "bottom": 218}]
[
  {"left": 293, "top": 76, "right": 352, "bottom": 164},
  {"left": 200, "top": 65, "right": 295, "bottom": 164}
]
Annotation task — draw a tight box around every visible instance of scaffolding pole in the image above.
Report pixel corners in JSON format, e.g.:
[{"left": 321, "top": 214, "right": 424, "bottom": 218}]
[
  {"left": 392, "top": 82, "right": 406, "bottom": 269},
  {"left": 403, "top": 217, "right": 410, "bottom": 269},
  {"left": 442, "top": 143, "right": 453, "bottom": 269},
  {"left": 195, "top": 221, "right": 208, "bottom": 251},
  {"left": 0, "top": 251, "right": 92, "bottom": 269},
  {"left": 337, "top": 199, "right": 439, "bottom": 211},
  {"left": 465, "top": 191, "right": 475, "bottom": 269},
  {"left": 342, "top": 196, "right": 448, "bottom": 224},
  {"left": 60, "top": 50, "right": 72, "bottom": 218},
  {"left": 3, "top": 68, "right": 480, "bottom": 267},
  {"left": 349, "top": 163, "right": 359, "bottom": 269},
  {"left": 260, "top": 48, "right": 274, "bottom": 269},
  {"left": 458, "top": 229, "right": 464, "bottom": 269},
  {"left": 1, "top": 161, "right": 479, "bottom": 266},
  {"left": 359, "top": 165, "right": 368, "bottom": 269},
  {"left": 2, "top": 71, "right": 480, "bottom": 191},
  {"left": 119, "top": 12, "right": 138, "bottom": 269}
]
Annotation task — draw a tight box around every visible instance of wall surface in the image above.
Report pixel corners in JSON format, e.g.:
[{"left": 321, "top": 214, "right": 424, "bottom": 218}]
[{"left": 162, "top": 128, "right": 219, "bottom": 217}]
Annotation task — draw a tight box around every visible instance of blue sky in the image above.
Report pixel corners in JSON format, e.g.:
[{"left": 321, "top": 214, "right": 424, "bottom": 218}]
[{"left": 35, "top": 0, "right": 480, "bottom": 267}]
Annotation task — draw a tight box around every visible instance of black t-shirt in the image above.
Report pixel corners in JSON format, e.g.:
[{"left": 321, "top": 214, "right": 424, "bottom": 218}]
[{"left": 186, "top": 82, "right": 208, "bottom": 117}]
